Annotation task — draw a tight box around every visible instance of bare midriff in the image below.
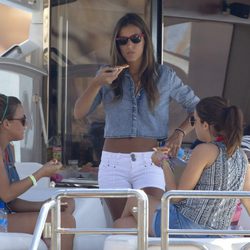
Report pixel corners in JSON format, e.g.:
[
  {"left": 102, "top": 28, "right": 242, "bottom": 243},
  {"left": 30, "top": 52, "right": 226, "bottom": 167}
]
[{"left": 103, "top": 137, "right": 158, "bottom": 153}]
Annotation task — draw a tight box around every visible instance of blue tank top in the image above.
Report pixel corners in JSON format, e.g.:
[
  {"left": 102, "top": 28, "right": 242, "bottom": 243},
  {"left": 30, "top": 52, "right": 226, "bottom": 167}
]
[{"left": 1, "top": 144, "right": 20, "bottom": 212}]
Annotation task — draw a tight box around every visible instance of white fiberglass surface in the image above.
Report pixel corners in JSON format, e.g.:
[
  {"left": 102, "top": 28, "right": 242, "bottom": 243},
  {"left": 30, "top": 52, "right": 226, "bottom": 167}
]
[{"left": 0, "top": 69, "right": 34, "bottom": 162}]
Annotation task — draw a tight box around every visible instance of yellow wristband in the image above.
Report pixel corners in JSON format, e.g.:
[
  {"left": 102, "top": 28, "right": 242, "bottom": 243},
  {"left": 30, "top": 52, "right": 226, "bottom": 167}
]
[{"left": 29, "top": 175, "right": 37, "bottom": 186}]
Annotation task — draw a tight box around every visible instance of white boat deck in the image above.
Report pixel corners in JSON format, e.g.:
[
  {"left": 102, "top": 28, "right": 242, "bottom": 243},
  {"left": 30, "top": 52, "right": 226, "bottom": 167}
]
[{"left": 104, "top": 235, "right": 250, "bottom": 250}]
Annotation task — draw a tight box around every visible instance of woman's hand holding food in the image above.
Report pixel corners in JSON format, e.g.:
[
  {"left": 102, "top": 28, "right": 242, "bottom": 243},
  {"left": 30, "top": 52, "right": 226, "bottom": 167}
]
[
  {"left": 94, "top": 65, "right": 129, "bottom": 86},
  {"left": 151, "top": 147, "right": 169, "bottom": 167},
  {"left": 39, "top": 159, "right": 63, "bottom": 177}
]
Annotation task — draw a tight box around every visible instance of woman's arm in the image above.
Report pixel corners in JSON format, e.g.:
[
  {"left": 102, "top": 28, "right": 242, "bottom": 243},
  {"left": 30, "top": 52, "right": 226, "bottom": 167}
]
[
  {"left": 165, "top": 68, "right": 199, "bottom": 157},
  {"left": 165, "top": 115, "right": 194, "bottom": 157},
  {"left": 0, "top": 153, "right": 62, "bottom": 203},
  {"left": 8, "top": 198, "right": 43, "bottom": 212},
  {"left": 153, "top": 143, "right": 218, "bottom": 201},
  {"left": 73, "top": 78, "right": 102, "bottom": 119},
  {"left": 9, "top": 197, "right": 75, "bottom": 214},
  {"left": 74, "top": 66, "right": 125, "bottom": 119},
  {"left": 241, "top": 163, "right": 250, "bottom": 215}
]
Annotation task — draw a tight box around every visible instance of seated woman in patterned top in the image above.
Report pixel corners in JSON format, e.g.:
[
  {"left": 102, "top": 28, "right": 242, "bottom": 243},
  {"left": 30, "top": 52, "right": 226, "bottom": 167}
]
[{"left": 114, "top": 96, "right": 250, "bottom": 237}]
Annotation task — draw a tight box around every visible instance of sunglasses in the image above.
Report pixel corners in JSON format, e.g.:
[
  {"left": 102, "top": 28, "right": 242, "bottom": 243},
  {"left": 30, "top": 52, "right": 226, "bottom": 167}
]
[
  {"left": 116, "top": 33, "right": 144, "bottom": 46},
  {"left": 189, "top": 116, "right": 196, "bottom": 127},
  {"left": 8, "top": 115, "right": 27, "bottom": 126}
]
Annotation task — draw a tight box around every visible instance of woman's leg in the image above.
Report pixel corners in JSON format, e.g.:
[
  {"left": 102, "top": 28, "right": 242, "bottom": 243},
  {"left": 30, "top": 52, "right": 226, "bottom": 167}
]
[
  {"left": 99, "top": 151, "right": 165, "bottom": 220},
  {"left": 113, "top": 195, "right": 161, "bottom": 236},
  {"left": 98, "top": 152, "right": 131, "bottom": 220},
  {"left": 113, "top": 197, "right": 138, "bottom": 229},
  {"left": 104, "top": 198, "right": 127, "bottom": 221},
  {"left": 8, "top": 212, "right": 38, "bottom": 233},
  {"left": 60, "top": 212, "right": 76, "bottom": 250},
  {"left": 153, "top": 204, "right": 211, "bottom": 238},
  {"left": 8, "top": 212, "right": 75, "bottom": 250},
  {"left": 142, "top": 187, "right": 164, "bottom": 199}
]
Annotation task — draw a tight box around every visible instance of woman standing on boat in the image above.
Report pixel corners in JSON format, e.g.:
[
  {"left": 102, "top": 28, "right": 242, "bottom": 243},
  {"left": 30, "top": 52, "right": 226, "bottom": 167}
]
[
  {"left": 74, "top": 13, "right": 199, "bottom": 220},
  {"left": 0, "top": 94, "right": 75, "bottom": 249},
  {"left": 114, "top": 96, "right": 250, "bottom": 237}
]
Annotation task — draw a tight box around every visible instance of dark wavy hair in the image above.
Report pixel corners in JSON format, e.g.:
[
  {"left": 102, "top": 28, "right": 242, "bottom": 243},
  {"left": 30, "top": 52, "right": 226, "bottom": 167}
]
[
  {"left": 196, "top": 96, "right": 243, "bottom": 156},
  {"left": 110, "top": 13, "right": 159, "bottom": 110},
  {"left": 0, "top": 94, "right": 21, "bottom": 124}
]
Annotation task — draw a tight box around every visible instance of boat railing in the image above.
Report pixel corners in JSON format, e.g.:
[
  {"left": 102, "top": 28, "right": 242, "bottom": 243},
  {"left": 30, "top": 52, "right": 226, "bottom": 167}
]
[
  {"left": 29, "top": 188, "right": 148, "bottom": 250},
  {"left": 161, "top": 190, "right": 250, "bottom": 250}
]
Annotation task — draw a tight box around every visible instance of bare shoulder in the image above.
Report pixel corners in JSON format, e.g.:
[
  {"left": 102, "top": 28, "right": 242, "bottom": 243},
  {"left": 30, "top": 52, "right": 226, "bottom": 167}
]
[
  {"left": 194, "top": 142, "right": 218, "bottom": 151},
  {"left": 192, "top": 142, "right": 219, "bottom": 165}
]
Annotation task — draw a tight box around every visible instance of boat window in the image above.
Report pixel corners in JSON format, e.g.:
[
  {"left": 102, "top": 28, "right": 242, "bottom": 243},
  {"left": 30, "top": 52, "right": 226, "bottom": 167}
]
[
  {"left": 163, "top": 18, "right": 233, "bottom": 143},
  {"left": 49, "top": 0, "right": 152, "bottom": 167},
  {"left": 0, "top": 69, "right": 42, "bottom": 163},
  {"left": 164, "top": 0, "right": 250, "bottom": 143},
  {"left": 163, "top": 22, "right": 191, "bottom": 75}
]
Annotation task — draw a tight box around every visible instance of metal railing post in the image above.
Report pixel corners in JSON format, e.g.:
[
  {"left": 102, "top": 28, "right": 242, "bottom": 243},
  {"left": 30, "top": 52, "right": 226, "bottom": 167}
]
[
  {"left": 30, "top": 200, "right": 56, "bottom": 250},
  {"left": 161, "top": 190, "right": 250, "bottom": 250},
  {"left": 30, "top": 188, "right": 148, "bottom": 250}
]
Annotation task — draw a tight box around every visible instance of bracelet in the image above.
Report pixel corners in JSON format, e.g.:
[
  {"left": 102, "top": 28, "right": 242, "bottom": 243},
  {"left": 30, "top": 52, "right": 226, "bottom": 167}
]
[
  {"left": 28, "top": 175, "right": 37, "bottom": 186},
  {"left": 175, "top": 128, "right": 186, "bottom": 137}
]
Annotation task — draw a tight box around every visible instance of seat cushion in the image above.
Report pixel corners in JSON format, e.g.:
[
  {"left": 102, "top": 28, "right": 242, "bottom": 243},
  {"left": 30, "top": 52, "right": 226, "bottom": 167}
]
[
  {"left": 103, "top": 235, "right": 250, "bottom": 250},
  {"left": 0, "top": 232, "right": 47, "bottom": 250}
]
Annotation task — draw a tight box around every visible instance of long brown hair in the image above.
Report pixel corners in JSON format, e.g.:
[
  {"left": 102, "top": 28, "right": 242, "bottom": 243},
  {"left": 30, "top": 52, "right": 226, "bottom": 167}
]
[
  {"left": 110, "top": 13, "right": 159, "bottom": 110},
  {"left": 196, "top": 96, "right": 243, "bottom": 156}
]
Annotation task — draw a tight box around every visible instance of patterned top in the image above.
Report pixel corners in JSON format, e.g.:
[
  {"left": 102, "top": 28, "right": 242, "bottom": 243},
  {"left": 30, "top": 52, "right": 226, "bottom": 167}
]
[{"left": 176, "top": 141, "right": 248, "bottom": 230}]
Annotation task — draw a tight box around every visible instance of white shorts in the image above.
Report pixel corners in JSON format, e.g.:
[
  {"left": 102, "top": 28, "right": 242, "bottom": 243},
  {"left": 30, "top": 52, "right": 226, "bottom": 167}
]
[{"left": 98, "top": 151, "right": 165, "bottom": 190}]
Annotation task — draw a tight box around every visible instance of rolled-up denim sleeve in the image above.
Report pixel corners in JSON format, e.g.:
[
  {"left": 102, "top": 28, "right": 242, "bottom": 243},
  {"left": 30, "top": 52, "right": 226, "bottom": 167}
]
[
  {"left": 86, "top": 89, "right": 102, "bottom": 116},
  {"left": 86, "top": 66, "right": 104, "bottom": 116},
  {"left": 169, "top": 68, "right": 200, "bottom": 113}
]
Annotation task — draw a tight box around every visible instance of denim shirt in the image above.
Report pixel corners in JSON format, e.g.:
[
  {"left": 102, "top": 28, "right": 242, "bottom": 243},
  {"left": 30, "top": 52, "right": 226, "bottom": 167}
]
[{"left": 88, "top": 64, "right": 199, "bottom": 139}]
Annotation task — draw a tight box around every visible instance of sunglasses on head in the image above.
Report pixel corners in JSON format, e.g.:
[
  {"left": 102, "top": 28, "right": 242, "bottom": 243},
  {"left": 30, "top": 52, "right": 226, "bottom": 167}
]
[
  {"left": 189, "top": 116, "right": 196, "bottom": 127},
  {"left": 8, "top": 115, "right": 27, "bottom": 126},
  {"left": 116, "top": 33, "right": 144, "bottom": 46}
]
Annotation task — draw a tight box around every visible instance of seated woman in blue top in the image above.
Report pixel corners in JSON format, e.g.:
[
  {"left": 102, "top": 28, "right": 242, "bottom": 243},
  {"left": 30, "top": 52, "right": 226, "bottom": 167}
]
[
  {"left": 74, "top": 12, "right": 199, "bottom": 220},
  {"left": 114, "top": 96, "right": 250, "bottom": 237},
  {"left": 0, "top": 94, "right": 75, "bottom": 250}
]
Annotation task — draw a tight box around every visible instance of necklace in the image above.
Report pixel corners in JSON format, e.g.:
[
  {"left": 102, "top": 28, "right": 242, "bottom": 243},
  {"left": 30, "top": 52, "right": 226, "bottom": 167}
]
[
  {"left": 134, "top": 80, "right": 141, "bottom": 96},
  {"left": 131, "top": 73, "right": 141, "bottom": 95}
]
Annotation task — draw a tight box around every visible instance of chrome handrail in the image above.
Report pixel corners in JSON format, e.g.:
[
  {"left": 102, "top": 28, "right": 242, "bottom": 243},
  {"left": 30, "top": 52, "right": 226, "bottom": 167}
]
[
  {"left": 161, "top": 190, "right": 250, "bottom": 250},
  {"left": 30, "top": 188, "right": 148, "bottom": 250},
  {"left": 30, "top": 199, "right": 56, "bottom": 249}
]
